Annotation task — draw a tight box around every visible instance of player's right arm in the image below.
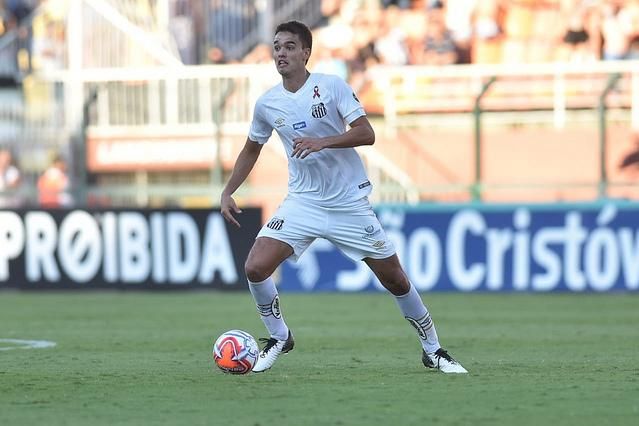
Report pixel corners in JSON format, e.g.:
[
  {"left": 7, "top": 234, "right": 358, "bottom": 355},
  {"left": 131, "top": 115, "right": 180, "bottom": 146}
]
[{"left": 220, "top": 138, "right": 263, "bottom": 228}]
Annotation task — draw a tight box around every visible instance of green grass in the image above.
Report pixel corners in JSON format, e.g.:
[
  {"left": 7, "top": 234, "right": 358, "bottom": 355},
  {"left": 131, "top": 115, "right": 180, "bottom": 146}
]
[{"left": 0, "top": 291, "right": 637, "bottom": 426}]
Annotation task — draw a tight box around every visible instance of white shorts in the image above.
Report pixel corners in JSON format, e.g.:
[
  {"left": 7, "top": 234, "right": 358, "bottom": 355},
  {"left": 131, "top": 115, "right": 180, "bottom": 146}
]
[{"left": 257, "top": 196, "right": 396, "bottom": 262}]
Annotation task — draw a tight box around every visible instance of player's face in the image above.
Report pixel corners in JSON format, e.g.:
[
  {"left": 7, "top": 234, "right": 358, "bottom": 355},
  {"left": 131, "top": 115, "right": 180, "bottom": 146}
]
[{"left": 273, "top": 32, "right": 310, "bottom": 77}]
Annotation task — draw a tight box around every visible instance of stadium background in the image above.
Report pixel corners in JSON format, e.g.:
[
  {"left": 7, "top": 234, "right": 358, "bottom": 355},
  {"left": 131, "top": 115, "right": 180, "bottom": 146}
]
[{"left": 1, "top": 0, "right": 638, "bottom": 291}]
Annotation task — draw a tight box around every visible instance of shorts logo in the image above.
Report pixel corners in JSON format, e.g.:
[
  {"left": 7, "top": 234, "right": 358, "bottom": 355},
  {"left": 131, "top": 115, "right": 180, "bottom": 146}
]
[
  {"left": 267, "top": 217, "right": 284, "bottom": 231},
  {"left": 293, "top": 121, "right": 307, "bottom": 130},
  {"left": 311, "top": 102, "right": 327, "bottom": 119},
  {"left": 358, "top": 180, "right": 371, "bottom": 189},
  {"left": 365, "top": 225, "right": 375, "bottom": 233},
  {"left": 372, "top": 241, "right": 386, "bottom": 249}
]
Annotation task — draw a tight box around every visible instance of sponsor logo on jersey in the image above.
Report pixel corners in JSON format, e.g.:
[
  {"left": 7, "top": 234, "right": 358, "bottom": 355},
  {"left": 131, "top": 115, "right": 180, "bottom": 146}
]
[
  {"left": 358, "top": 180, "right": 371, "bottom": 189},
  {"left": 311, "top": 102, "right": 327, "bottom": 119},
  {"left": 275, "top": 118, "right": 286, "bottom": 128},
  {"left": 293, "top": 121, "right": 307, "bottom": 130},
  {"left": 267, "top": 217, "right": 284, "bottom": 231}
]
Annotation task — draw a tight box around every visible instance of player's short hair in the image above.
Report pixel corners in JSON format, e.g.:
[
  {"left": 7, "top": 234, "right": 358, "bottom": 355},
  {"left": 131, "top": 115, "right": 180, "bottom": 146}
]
[{"left": 275, "top": 21, "right": 313, "bottom": 51}]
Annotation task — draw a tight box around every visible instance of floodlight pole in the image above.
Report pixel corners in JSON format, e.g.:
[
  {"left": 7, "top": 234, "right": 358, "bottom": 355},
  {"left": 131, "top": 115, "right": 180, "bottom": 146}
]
[
  {"left": 598, "top": 72, "right": 622, "bottom": 199},
  {"left": 472, "top": 76, "right": 496, "bottom": 201}
]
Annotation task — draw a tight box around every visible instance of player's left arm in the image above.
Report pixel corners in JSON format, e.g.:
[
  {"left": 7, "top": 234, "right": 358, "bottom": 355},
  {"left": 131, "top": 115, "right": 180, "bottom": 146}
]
[{"left": 291, "top": 116, "right": 374, "bottom": 159}]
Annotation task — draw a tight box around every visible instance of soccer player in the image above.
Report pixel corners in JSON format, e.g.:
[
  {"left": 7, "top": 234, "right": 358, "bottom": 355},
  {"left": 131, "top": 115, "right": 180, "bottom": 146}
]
[{"left": 220, "top": 21, "right": 467, "bottom": 374}]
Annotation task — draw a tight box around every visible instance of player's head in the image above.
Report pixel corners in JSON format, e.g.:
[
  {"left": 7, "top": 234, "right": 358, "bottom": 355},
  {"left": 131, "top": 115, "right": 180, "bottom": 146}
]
[{"left": 273, "top": 21, "right": 312, "bottom": 76}]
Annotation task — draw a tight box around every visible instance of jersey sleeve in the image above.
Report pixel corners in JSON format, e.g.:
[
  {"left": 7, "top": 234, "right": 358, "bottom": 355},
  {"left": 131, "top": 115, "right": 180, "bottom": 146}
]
[
  {"left": 334, "top": 76, "right": 366, "bottom": 125},
  {"left": 248, "top": 99, "right": 273, "bottom": 144}
]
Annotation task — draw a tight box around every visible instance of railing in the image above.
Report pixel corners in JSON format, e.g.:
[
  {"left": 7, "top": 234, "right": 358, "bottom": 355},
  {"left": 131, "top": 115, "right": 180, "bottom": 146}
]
[
  {"left": 366, "top": 60, "right": 639, "bottom": 131},
  {"left": 3, "top": 60, "right": 639, "bottom": 208}
]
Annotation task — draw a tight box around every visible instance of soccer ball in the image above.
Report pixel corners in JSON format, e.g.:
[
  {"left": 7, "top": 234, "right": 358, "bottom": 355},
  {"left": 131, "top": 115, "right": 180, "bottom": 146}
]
[{"left": 213, "top": 329, "right": 259, "bottom": 374}]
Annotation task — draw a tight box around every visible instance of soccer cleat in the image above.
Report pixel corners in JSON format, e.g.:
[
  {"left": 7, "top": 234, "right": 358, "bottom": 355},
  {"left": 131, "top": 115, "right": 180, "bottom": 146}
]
[
  {"left": 422, "top": 348, "right": 468, "bottom": 374},
  {"left": 252, "top": 330, "right": 295, "bottom": 373}
]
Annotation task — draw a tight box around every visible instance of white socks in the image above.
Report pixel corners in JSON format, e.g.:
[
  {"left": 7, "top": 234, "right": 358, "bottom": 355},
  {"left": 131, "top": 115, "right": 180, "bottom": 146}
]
[
  {"left": 248, "top": 277, "right": 289, "bottom": 340},
  {"left": 394, "top": 284, "right": 441, "bottom": 354}
]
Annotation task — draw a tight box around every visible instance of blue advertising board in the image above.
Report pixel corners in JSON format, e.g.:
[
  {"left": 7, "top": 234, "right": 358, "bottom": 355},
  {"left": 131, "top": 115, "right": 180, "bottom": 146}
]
[{"left": 280, "top": 202, "right": 639, "bottom": 292}]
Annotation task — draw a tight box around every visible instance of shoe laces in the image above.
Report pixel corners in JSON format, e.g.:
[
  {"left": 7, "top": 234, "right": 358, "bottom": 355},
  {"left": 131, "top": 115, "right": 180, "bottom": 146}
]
[
  {"left": 435, "top": 348, "right": 456, "bottom": 363},
  {"left": 258, "top": 337, "right": 279, "bottom": 354}
]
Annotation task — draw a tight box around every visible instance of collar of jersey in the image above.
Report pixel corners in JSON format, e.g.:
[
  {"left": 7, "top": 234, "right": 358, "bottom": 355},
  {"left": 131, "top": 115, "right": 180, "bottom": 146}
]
[{"left": 281, "top": 72, "right": 313, "bottom": 97}]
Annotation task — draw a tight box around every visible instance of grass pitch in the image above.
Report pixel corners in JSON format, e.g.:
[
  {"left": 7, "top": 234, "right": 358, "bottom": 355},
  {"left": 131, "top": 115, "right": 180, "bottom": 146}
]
[{"left": 0, "top": 291, "right": 637, "bottom": 426}]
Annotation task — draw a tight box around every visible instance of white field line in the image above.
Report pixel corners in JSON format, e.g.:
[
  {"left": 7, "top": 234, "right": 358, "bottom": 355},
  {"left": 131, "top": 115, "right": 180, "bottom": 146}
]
[{"left": 0, "top": 339, "right": 57, "bottom": 351}]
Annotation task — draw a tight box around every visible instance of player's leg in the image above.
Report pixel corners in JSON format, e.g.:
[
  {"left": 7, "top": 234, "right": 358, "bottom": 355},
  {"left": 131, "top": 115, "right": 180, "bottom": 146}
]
[
  {"left": 245, "top": 236, "right": 293, "bottom": 340},
  {"left": 247, "top": 198, "right": 322, "bottom": 372},
  {"left": 364, "top": 254, "right": 441, "bottom": 352},
  {"left": 365, "top": 255, "right": 467, "bottom": 373},
  {"left": 324, "top": 198, "right": 466, "bottom": 373},
  {"left": 245, "top": 236, "right": 296, "bottom": 372}
]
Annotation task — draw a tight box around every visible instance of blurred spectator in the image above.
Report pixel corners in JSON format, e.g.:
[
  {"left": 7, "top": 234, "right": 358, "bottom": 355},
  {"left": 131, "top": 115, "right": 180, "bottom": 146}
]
[
  {"left": 0, "top": 147, "right": 21, "bottom": 208},
  {"left": 471, "top": 0, "right": 503, "bottom": 63},
  {"left": 416, "top": 5, "right": 458, "bottom": 65},
  {"left": 559, "top": 0, "right": 594, "bottom": 62},
  {"left": 37, "top": 154, "right": 72, "bottom": 208},
  {"left": 5, "top": 0, "right": 37, "bottom": 72},
  {"left": 374, "top": 6, "right": 409, "bottom": 65},
  {"left": 169, "top": 0, "right": 196, "bottom": 64},
  {"left": 600, "top": 0, "right": 632, "bottom": 60},
  {"left": 445, "top": 0, "right": 477, "bottom": 64},
  {"left": 31, "top": 18, "right": 64, "bottom": 71},
  {"left": 207, "top": 0, "right": 256, "bottom": 62}
]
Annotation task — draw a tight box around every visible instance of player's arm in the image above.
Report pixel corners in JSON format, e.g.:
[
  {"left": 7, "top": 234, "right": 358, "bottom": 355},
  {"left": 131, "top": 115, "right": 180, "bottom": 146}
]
[
  {"left": 291, "top": 116, "right": 374, "bottom": 159},
  {"left": 220, "top": 138, "right": 263, "bottom": 227}
]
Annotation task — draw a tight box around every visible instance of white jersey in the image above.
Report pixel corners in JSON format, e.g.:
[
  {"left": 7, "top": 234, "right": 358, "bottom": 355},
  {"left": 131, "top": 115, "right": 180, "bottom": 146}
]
[{"left": 249, "top": 73, "right": 372, "bottom": 207}]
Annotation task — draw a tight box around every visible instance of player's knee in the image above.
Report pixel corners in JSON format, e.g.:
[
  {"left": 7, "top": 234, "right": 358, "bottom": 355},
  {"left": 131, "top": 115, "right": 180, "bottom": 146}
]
[
  {"left": 381, "top": 274, "right": 411, "bottom": 296},
  {"left": 244, "top": 260, "right": 269, "bottom": 283}
]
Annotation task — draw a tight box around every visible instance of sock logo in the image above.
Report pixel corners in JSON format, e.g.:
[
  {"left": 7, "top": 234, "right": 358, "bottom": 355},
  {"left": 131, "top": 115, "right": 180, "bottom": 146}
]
[
  {"left": 257, "top": 295, "right": 281, "bottom": 319},
  {"left": 405, "top": 313, "right": 433, "bottom": 340},
  {"left": 271, "top": 296, "right": 282, "bottom": 319}
]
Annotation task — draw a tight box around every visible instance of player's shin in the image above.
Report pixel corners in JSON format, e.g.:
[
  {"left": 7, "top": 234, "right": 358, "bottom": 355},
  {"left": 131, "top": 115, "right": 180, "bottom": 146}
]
[
  {"left": 394, "top": 284, "right": 441, "bottom": 353},
  {"left": 248, "top": 277, "right": 289, "bottom": 340}
]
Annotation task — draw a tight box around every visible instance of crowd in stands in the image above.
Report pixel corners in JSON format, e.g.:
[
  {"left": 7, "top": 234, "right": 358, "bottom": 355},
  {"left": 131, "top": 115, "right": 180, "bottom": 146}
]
[
  {"left": 2, "top": 0, "right": 639, "bottom": 73},
  {"left": 310, "top": 0, "right": 639, "bottom": 85},
  {"left": 210, "top": 0, "right": 639, "bottom": 72}
]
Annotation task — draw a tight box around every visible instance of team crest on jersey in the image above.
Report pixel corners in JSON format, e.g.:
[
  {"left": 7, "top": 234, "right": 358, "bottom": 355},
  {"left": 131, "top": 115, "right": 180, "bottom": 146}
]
[
  {"left": 267, "top": 217, "right": 284, "bottom": 231},
  {"left": 311, "top": 102, "right": 327, "bottom": 119}
]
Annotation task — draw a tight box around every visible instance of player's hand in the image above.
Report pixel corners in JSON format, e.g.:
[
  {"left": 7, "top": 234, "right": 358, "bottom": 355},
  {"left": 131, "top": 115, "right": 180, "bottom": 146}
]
[
  {"left": 220, "top": 193, "right": 242, "bottom": 228},
  {"left": 292, "top": 137, "right": 325, "bottom": 159}
]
